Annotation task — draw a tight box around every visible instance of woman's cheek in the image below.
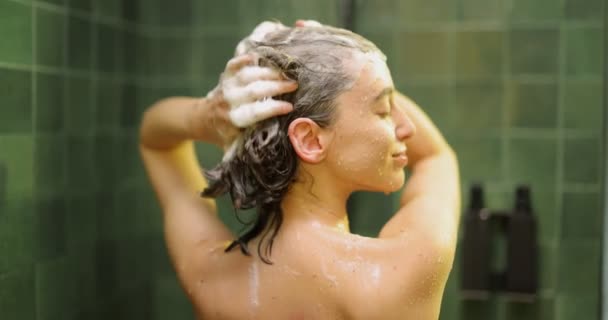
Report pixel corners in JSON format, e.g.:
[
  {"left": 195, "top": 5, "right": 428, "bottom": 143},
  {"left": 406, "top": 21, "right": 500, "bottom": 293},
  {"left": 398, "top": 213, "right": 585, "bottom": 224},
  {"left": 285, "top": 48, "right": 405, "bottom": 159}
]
[{"left": 376, "top": 122, "right": 396, "bottom": 153}]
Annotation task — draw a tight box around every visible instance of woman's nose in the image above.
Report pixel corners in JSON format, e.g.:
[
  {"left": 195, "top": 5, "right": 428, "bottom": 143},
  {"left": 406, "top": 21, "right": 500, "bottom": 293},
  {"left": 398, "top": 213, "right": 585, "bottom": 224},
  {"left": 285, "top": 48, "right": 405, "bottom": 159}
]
[{"left": 395, "top": 112, "right": 416, "bottom": 141}]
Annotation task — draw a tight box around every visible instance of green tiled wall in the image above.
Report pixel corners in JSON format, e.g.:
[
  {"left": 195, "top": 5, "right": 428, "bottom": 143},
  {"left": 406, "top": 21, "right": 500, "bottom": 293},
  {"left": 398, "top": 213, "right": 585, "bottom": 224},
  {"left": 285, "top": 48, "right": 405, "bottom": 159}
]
[
  {"left": 1, "top": 0, "right": 180, "bottom": 318},
  {"left": 0, "top": 0, "right": 604, "bottom": 319}
]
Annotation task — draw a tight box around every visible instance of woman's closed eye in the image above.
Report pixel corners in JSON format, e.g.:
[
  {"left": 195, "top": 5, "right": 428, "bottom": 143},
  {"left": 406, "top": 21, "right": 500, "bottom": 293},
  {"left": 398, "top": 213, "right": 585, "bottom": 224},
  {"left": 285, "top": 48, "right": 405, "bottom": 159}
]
[
  {"left": 376, "top": 101, "right": 392, "bottom": 118},
  {"left": 376, "top": 109, "right": 391, "bottom": 118},
  {"left": 372, "top": 93, "right": 392, "bottom": 118}
]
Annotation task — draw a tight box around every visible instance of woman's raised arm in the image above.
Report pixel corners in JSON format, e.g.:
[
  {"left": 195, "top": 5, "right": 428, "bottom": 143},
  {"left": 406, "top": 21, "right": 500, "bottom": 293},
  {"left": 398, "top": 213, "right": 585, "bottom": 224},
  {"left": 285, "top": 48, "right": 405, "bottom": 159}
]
[
  {"left": 379, "top": 92, "right": 461, "bottom": 260},
  {"left": 138, "top": 54, "right": 297, "bottom": 272}
]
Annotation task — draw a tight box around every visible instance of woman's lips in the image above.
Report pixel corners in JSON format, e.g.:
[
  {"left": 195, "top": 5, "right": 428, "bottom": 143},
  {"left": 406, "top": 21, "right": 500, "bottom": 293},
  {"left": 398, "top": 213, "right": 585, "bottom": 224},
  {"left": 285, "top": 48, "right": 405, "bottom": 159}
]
[{"left": 392, "top": 152, "right": 408, "bottom": 166}]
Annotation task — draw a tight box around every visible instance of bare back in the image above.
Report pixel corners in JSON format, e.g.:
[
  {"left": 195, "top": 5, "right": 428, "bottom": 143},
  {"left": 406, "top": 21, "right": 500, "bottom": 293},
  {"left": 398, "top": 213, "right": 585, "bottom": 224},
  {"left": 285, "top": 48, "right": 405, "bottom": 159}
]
[{"left": 183, "top": 220, "right": 452, "bottom": 320}]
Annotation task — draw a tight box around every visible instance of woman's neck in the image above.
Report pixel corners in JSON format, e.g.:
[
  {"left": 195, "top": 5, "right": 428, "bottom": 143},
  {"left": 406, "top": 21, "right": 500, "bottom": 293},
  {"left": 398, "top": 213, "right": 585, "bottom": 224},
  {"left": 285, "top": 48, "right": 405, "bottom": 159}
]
[{"left": 281, "top": 176, "right": 352, "bottom": 233}]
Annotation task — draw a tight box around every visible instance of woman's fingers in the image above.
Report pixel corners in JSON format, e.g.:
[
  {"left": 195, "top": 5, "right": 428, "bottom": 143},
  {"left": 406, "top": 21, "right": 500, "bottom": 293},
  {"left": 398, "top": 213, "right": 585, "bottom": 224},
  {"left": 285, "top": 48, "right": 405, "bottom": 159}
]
[
  {"left": 226, "top": 80, "right": 297, "bottom": 105},
  {"left": 219, "top": 49, "right": 298, "bottom": 129},
  {"left": 225, "top": 54, "right": 256, "bottom": 75},
  {"left": 236, "top": 66, "right": 282, "bottom": 84},
  {"left": 245, "top": 80, "right": 298, "bottom": 100},
  {"left": 229, "top": 99, "right": 293, "bottom": 128}
]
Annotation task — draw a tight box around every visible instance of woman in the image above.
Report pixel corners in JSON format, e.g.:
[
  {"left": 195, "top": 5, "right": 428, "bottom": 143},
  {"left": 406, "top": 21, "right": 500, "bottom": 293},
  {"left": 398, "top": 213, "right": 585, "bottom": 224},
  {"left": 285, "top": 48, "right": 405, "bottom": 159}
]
[{"left": 139, "top": 20, "right": 460, "bottom": 320}]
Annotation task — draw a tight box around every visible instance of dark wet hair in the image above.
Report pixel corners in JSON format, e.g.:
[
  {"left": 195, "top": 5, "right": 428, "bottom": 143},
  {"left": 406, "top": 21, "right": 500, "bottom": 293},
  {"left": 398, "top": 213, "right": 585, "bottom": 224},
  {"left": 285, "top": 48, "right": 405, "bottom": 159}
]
[{"left": 201, "top": 25, "right": 382, "bottom": 264}]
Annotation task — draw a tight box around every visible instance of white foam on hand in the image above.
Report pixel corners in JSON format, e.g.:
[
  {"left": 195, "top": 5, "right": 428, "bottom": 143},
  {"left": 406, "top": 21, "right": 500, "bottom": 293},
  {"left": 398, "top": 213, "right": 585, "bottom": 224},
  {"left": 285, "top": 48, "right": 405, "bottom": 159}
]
[
  {"left": 229, "top": 98, "right": 292, "bottom": 128},
  {"left": 225, "top": 80, "right": 294, "bottom": 109},
  {"left": 211, "top": 54, "right": 295, "bottom": 160},
  {"left": 236, "top": 66, "right": 281, "bottom": 83}
]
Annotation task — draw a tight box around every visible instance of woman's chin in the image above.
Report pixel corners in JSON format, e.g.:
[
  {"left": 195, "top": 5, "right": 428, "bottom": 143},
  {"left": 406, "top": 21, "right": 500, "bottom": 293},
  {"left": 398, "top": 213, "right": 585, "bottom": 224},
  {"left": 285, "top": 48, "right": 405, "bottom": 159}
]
[
  {"left": 386, "top": 181, "right": 404, "bottom": 193},
  {"left": 357, "top": 172, "right": 405, "bottom": 194},
  {"left": 376, "top": 177, "right": 405, "bottom": 194},
  {"left": 389, "top": 172, "right": 405, "bottom": 189}
]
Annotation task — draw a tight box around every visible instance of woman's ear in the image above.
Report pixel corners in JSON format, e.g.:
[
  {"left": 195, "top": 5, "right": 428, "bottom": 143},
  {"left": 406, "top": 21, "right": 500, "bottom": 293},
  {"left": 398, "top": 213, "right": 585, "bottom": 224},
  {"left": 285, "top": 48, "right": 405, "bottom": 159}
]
[{"left": 288, "top": 118, "right": 332, "bottom": 164}]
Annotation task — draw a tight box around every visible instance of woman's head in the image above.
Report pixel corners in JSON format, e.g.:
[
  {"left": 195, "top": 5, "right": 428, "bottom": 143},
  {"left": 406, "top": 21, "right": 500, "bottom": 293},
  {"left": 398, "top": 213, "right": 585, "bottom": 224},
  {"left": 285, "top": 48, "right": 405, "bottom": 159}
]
[{"left": 202, "top": 24, "right": 415, "bottom": 262}]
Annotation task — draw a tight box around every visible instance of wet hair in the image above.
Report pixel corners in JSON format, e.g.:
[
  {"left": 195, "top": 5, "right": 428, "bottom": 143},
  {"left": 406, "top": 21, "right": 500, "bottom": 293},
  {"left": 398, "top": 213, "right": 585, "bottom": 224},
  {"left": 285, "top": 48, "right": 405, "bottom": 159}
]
[{"left": 201, "top": 25, "right": 383, "bottom": 264}]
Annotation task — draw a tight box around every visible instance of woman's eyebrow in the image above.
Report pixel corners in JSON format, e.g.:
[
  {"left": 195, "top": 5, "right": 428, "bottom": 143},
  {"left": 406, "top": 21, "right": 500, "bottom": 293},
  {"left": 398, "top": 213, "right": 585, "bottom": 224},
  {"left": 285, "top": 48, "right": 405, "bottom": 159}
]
[{"left": 373, "top": 87, "right": 394, "bottom": 102}]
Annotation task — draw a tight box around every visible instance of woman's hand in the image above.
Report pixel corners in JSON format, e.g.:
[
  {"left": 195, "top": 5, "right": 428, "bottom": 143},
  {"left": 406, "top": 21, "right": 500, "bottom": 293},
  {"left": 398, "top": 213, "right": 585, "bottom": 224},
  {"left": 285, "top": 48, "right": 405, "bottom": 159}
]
[{"left": 192, "top": 54, "right": 298, "bottom": 150}]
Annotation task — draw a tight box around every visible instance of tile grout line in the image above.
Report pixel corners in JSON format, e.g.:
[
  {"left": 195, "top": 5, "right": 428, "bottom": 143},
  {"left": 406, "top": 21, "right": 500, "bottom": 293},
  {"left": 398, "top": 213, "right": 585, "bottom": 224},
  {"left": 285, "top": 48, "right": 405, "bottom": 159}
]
[
  {"left": 603, "top": 0, "right": 608, "bottom": 313},
  {"left": 501, "top": 0, "right": 511, "bottom": 191},
  {"left": 555, "top": 22, "right": 568, "bottom": 242},
  {"left": 30, "top": 3, "right": 39, "bottom": 320},
  {"left": 31, "top": 4, "right": 37, "bottom": 137},
  {"left": 562, "top": 183, "right": 602, "bottom": 193},
  {"left": 553, "top": 12, "right": 569, "bottom": 312},
  {"left": 91, "top": 4, "right": 99, "bottom": 140},
  {"left": 497, "top": 2, "right": 510, "bottom": 318},
  {"left": 61, "top": 0, "right": 69, "bottom": 201}
]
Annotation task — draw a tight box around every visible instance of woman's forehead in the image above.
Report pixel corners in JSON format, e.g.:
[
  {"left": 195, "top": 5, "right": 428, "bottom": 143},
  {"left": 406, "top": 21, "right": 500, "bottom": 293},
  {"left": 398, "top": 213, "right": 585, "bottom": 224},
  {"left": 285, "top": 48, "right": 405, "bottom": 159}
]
[
  {"left": 348, "top": 53, "right": 393, "bottom": 98},
  {"left": 333, "top": 68, "right": 390, "bottom": 117}
]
